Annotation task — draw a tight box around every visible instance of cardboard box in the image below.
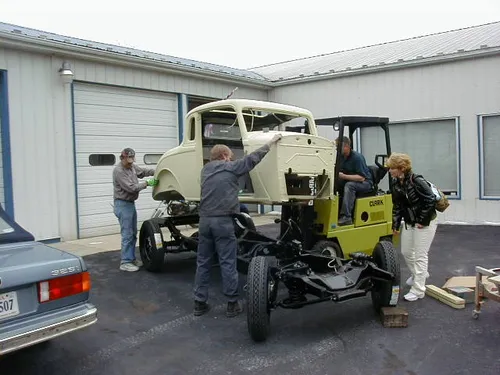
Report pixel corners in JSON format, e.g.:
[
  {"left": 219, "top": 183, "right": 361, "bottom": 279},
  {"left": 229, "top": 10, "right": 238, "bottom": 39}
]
[{"left": 443, "top": 276, "right": 498, "bottom": 292}]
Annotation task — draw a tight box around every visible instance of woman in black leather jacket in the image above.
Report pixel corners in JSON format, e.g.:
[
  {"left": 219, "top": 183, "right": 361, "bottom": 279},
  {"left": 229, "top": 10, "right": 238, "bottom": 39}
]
[{"left": 387, "top": 152, "right": 438, "bottom": 302}]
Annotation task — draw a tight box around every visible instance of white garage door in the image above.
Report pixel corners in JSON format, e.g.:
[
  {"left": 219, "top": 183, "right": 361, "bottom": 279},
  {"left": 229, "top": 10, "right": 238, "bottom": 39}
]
[{"left": 73, "top": 83, "right": 179, "bottom": 238}]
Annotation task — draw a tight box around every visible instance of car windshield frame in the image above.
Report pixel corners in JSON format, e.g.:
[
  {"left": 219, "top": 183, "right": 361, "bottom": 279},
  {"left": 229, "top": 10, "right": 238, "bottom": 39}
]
[{"left": 241, "top": 107, "right": 312, "bottom": 134}]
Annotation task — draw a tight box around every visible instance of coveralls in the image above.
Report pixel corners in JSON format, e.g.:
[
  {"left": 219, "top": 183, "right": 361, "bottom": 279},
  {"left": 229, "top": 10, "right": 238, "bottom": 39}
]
[{"left": 193, "top": 144, "right": 271, "bottom": 303}]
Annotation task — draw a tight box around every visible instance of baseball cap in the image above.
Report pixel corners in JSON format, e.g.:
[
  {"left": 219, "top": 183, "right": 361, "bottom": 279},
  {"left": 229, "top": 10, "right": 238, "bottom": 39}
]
[{"left": 121, "top": 148, "right": 136, "bottom": 159}]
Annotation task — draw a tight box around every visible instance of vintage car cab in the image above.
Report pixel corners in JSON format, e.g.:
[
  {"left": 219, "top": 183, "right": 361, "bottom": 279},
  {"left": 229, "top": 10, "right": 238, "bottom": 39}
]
[{"left": 151, "top": 99, "right": 335, "bottom": 205}]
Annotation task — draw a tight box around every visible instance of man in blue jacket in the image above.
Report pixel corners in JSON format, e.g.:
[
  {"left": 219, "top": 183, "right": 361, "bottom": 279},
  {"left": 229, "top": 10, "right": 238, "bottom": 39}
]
[
  {"left": 335, "top": 136, "right": 373, "bottom": 226},
  {"left": 193, "top": 134, "right": 282, "bottom": 317}
]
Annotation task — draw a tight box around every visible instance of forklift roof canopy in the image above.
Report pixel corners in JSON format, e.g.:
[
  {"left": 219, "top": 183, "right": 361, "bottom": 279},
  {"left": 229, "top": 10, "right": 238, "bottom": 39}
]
[{"left": 315, "top": 116, "right": 390, "bottom": 128}]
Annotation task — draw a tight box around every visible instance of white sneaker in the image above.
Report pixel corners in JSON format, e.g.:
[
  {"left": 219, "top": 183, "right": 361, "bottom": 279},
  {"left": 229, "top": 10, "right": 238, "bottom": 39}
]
[
  {"left": 120, "top": 262, "right": 140, "bottom": 272},
  {"left": 133, "top": 259, "right": 143, "bottom": 267},
  {"left": 404, "top": 292, "right": 424, "bottom": 302}
]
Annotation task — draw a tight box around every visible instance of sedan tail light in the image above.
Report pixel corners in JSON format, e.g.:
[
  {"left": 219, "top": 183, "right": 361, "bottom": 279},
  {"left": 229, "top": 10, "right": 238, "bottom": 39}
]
[{"left": 38, "top": 272, "right": 91, "bottom": 303}]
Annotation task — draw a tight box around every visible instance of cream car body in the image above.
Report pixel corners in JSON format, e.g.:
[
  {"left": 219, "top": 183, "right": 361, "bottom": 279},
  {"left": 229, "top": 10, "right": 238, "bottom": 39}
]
[{"left": 152, "top": 99, "right": 335, "bottom": 205}]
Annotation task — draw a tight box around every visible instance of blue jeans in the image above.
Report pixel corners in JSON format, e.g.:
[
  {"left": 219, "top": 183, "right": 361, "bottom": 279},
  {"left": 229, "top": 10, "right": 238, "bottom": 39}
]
[
  {"left": 340, "top": 181, "right": 373, "bottom": 219},
  {"left": 113, "top": 199, "right": 138, "bottom": 264},
  {"left": 194, "top": 216, "right": 239, "bottom": 303}
]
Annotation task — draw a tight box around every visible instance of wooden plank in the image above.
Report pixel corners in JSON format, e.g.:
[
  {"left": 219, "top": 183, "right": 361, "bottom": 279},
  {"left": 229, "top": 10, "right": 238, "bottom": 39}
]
[{"left": 425, "top": 285, "right": 465, "bottom": 309}]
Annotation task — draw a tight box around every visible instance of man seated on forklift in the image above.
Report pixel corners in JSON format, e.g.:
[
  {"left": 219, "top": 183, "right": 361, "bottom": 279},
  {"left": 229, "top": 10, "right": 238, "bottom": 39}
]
[{"left": 335, "top": 136, "right": 373, "bottom": 226}]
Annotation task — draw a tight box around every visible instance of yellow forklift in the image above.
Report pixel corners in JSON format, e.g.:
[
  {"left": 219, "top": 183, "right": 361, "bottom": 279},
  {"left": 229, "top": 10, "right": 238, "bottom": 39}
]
[{"left": 278, "top": 116, "right": 396, "bottom": 259}]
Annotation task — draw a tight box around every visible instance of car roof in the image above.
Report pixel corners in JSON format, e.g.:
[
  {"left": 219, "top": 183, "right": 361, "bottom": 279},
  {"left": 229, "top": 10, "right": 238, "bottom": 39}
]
[
  {"left": 0, "top": 204, "right": 35, "bottom": 245},
  {"left": 186, "top": 99, "right": 314, "bottom": 118}
]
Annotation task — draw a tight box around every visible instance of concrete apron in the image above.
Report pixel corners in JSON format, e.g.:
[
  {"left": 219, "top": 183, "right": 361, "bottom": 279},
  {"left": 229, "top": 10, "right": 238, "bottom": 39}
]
[{"left": 50, "top": 214, "right": 280, "bottom": 257}]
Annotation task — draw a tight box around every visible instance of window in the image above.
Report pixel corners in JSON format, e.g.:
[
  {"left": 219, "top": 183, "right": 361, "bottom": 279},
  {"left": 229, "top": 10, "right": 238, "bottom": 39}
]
[
  {"left": 188, "top": 117, "right": 196, "bottom": 141},
  {"left": 201, "top": 106, "right": 241, "bottom": 141},
  {"left": 479, "top": 114, "right": 500, "bottom": 198},
  {"left": 203, "top": 123, "right": 241, "bottom": 140},
  {"left": 241, "top": 108, "right": 311, "bottom": 134},
  {"left": 144, "top": 154, "right": 163, "bottom": 165},
  {"left": 360, "top": 118, "right": 460, "bottom": 197},
  {"left": 89, "top": 154, "right": 116, "bottom": 166}
]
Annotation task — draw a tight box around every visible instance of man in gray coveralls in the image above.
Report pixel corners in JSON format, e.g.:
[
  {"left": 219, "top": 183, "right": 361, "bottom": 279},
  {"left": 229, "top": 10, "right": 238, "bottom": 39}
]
[{"left": 193, "top": 134, "right": 282, "bottom": 317}]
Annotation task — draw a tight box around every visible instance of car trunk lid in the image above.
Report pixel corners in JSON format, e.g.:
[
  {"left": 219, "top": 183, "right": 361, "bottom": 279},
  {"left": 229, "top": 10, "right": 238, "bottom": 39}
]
[
  {"left": 0, "top": 242, "right": 86, "bottom": 324},
  {"left": 0, "top": 242, "right": 82, "bottom": 289}
]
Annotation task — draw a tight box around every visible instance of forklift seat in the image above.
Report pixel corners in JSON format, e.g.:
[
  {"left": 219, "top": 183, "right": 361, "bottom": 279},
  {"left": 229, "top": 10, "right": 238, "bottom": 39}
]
[{"left": 356, "top": 165, "right": 387, "bottom": 198}]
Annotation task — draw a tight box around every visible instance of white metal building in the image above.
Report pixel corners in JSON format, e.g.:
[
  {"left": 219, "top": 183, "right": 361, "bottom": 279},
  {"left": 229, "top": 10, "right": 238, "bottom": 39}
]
[{"left": 1, "top": 20, "right": 500, "bottom": 241}]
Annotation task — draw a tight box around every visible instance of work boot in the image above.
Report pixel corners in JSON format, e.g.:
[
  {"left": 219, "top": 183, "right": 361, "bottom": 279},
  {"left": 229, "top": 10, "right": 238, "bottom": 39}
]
[
  {"left": 338, "top": 216, "right": 353, "bottom": 226},
  {"left": 193, "top": 300, "right": 210, "bottom": 316},
  {"left": 226, "top": 301, "right": 243, "bottom": 318}
]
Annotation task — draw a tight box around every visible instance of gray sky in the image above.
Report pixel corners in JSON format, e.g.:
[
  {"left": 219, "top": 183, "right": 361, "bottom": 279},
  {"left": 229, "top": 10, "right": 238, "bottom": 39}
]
[{"left": 2, "top": 0, "right": 500, "bottom": 69}]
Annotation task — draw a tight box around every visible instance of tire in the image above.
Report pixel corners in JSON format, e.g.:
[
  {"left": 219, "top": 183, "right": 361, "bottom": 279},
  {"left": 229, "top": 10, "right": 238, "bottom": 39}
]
[
  {"left": 247, "top": 256, "right": 273, "bottom": 342},
  {"left": 310, "top": 240, "right": 342, "bottom": 258},
  {"left": 139, "top": 219, "right": 166, "bottom": 272},
  {"left": 370, "top": 241, "right": 401, "bottom": 312}
]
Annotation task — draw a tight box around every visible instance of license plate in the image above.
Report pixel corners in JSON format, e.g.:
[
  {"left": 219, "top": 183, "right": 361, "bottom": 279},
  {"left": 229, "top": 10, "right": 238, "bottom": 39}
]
[{"left": 0, "top": 291, "right": 20, "bottom": 320}]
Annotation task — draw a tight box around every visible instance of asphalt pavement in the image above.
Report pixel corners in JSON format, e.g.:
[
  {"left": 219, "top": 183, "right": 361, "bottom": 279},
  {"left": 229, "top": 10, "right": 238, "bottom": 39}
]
[{"left": 1, "top": 223, "right": 500, "bottom": 375}]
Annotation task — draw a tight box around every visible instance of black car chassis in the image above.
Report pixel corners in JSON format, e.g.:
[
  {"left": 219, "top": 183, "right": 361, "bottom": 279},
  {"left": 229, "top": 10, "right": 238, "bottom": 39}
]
[{"left": 139, "top": 211, "right": 401, "bottom": 342}]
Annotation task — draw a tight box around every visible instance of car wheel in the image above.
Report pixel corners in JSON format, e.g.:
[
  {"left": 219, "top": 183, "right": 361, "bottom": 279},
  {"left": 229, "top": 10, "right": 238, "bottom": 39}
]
[
  {"left": 139, "top": 219, "right": 166, "bottom": 272},
  {"left": 370, "top": 241, "right": 401, "bottom": 311},
  {"left": 247, "top": 256, "right": 274, "bottom": 342}
]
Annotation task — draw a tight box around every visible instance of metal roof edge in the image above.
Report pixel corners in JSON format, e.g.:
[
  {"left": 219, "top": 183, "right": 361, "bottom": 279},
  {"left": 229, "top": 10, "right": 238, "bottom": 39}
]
[
  {"left": 269, "top": 47, "right": 500, "bottom": 86},
  {"left": 0, "top": 31, "right": 273, "bottom": 89},
  {"left": 249, "top": 20, "right": 500, "bottom": 71}
]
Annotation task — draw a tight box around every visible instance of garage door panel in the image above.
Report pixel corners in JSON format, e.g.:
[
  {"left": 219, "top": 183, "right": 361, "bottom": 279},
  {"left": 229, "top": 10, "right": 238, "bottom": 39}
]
[
  {"left": 77, "top": 168, "right": 161, "bottom": 185},
  {"left": 80, "top": 225, "right": 120, "bottom": 239},
  {"left": 74, "top": 90, "right": 177, "bottom": 111},
  {"left": 75, "top": 104, "right": 176, "bottom": 126},
  {"left": 77, "top": 168, "right": 115, "bottom": 185},
  {"left": 75, "top": 122, "right": 176, "bottom": 138},
  {"left": 74, "top": 83, "right": 178, "bottom": 238},
  {"left": 75, "top": 83, "right": 177, "bottom": 102},
  {"left": 75, "top": 136, "right": 178, "bottom": 153},
  {"left": 78, "top": 196, "right": 158, "bottom": 216},
  {"left": 75, "top": 153, "right": 165, "bottom": 168},
  {"left": 77, "top": 183, "right": 113, "bottom": 199},
  {"left": 79, "top": 206, "right": 158, "bottom": 230}
]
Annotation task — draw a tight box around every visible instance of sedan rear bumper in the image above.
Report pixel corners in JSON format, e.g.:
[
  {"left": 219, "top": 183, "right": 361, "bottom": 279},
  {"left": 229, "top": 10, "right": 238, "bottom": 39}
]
[{"left": 0, "top": 303, "right": 97, "bottom": 355}]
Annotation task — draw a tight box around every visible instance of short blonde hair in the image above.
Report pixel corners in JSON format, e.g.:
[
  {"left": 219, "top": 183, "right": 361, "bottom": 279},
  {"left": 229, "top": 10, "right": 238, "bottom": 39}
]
[
  {"left": 210, "top": 144, "right": 232, "bottom": 161},
  {"left": 386, "top": 152, "right": 412, "bottom": 173}
]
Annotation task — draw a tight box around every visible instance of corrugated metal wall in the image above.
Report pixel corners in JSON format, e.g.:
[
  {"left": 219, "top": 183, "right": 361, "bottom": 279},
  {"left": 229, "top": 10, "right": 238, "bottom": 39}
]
[
  {"left": 269, "top": 55, "right": 500, "bottom": 225},
  {"left": 0, "top": 46, "right": 269, "bottom": 240}
]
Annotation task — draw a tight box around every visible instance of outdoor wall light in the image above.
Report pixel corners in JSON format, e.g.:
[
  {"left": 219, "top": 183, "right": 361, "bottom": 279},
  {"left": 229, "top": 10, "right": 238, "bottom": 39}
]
[{"left": 58, "top": 61, "right": 74, "bottom": 83}]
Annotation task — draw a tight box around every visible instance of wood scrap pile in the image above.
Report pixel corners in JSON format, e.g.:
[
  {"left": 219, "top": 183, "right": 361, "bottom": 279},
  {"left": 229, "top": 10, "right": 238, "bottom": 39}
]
[{"left": 425, "top": 276, "right": 498, "bottom": 309}]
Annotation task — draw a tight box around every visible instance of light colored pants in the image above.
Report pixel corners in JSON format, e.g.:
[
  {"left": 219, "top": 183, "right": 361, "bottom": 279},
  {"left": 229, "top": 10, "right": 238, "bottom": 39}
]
[{"left": 400, "top": 218, "right": 438, "bottom": 296}]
